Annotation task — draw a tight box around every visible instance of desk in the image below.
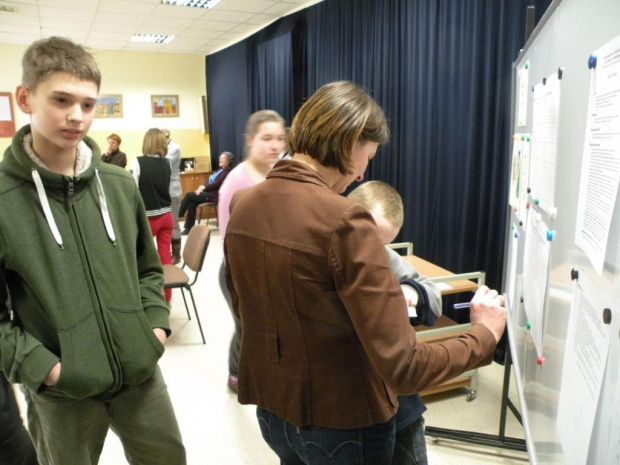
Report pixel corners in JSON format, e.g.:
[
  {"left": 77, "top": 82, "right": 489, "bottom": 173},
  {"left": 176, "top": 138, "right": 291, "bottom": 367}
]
[
  {"left": 403, "top": 255, "right": 482, "bottom": 294},
  {"left": 403, "top": 255, "right": 485, "bottom": 401}
]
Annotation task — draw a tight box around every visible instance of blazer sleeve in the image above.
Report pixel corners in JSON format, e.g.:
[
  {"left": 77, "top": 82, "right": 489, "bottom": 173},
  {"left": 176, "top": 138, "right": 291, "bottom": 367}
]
[{"left": 329, "top": 204, "right": 496, "bottom": 395}]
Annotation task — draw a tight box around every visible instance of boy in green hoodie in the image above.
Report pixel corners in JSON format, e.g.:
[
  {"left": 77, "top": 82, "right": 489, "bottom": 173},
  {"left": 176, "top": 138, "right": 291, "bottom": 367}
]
[{"left": 0, "top": 37, "right": 186, "bottom": 464}]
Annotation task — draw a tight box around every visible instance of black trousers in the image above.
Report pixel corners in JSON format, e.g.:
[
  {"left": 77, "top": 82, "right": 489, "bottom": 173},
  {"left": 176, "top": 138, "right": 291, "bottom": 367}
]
[
  {"left": 0, "top": 375, "right": 38, "bottom": 465},
  {"left": 178, "top": 191, "right": 212, "bottom": 230}
]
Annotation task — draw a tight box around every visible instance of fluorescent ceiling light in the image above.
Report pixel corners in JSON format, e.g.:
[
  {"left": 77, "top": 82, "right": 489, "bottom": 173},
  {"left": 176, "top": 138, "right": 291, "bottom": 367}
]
[
  {"left": 130, "top": 34, "right": 175, "bottom": 44},
  {"left": 161, "top": 0, "right": 222, "bottom": 8}
]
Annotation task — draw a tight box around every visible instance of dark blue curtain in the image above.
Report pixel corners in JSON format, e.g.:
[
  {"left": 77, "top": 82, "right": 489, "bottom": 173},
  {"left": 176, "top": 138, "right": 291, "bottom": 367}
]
[
  {"left": 205, "top": 0, "right": 551, "bottom": 295},
  {"left": 206, "top": 40, "right": 250, "bottom": 158}
]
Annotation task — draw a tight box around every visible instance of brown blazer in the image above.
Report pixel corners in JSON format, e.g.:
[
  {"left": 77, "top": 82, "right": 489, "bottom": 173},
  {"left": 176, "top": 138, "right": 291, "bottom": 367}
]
[{"left": 224, "top": 160, "right": 496, "bottom": 429}]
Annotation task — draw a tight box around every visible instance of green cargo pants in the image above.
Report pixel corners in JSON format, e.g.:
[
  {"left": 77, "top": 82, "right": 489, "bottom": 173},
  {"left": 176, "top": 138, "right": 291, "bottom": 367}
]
[{"left": 24, "top": 366, "right": 186, "bottom": 465}]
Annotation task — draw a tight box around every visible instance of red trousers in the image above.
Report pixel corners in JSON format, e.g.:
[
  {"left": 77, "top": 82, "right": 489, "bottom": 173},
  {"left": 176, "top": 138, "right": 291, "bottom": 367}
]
[{"left": 148, "top": 212, "right": 173, "bottom": 302}]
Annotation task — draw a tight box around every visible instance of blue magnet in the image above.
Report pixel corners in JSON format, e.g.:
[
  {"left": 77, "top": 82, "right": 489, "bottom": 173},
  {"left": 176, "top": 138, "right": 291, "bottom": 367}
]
[
  {"left": 546, "top": 230, "right": 556, "bottom": 241},
  {"left": 514, "top": 232, "right": 519, "bottom": 239},
  {"left": 588, "top": 54, "right": 597, "bottom": 69}
]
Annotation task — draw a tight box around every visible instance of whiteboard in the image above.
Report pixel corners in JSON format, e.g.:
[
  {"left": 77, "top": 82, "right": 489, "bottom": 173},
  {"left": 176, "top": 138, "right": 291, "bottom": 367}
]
[{"left": 503, "top": 0, "right": 620, "bottom": 463}]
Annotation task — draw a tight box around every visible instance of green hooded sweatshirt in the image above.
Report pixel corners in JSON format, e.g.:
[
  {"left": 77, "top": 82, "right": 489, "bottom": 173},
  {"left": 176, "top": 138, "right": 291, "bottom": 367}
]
[{"left": 0, "top": 125, "right": 170, "bottom": 399}]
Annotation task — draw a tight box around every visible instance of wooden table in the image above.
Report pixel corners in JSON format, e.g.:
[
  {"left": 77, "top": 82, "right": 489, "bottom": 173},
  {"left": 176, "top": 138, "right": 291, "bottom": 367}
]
[
  {"left": 403, "top": 255, "right": 485, "bottom": 401},
  {"left": 403, "top": 255, "right": 481, "bottom": 295}
]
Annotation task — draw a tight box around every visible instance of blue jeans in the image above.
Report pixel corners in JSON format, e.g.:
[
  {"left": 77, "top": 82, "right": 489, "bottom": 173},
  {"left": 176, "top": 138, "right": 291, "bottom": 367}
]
[
  {"left": 392, "top": 418, "right": 428, "bottom": 465},
  {"left": 257, "top": 407, "right": 396, "bottom": 465}
]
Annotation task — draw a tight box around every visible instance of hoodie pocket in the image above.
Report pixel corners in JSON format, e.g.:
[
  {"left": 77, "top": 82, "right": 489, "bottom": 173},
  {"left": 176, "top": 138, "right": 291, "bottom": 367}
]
[
  {"left": 51, "top": 313, "right": 114, "bottom": 399},
  {"left": 106, "top": 308, "right": 164, "bottom": 386}
]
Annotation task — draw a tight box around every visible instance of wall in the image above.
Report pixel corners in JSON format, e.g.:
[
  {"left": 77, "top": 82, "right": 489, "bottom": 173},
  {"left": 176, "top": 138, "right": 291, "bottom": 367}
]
[{"left": 0, "top": 44, "right": 210, "bottom": 168}]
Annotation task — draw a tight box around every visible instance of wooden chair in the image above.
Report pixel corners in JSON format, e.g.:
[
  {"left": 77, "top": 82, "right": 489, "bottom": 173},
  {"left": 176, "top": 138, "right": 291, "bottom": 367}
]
[
  {"left": 163, "top": 225, "right": 210, "bottom": 344},
  {"left": 196, "top": 202, "right": 217, "bottom": 227}
]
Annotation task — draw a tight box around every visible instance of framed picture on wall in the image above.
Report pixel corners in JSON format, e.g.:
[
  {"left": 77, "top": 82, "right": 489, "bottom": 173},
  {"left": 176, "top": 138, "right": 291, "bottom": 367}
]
[
  {"left": 151, "top": 95, "right": 179, "bottom": 118},
  {"left": 95, "top": 94, "right": 123, "bottom": 118},
  {"left": 0, "top": 92, "right": 16, "bottom": 137}
]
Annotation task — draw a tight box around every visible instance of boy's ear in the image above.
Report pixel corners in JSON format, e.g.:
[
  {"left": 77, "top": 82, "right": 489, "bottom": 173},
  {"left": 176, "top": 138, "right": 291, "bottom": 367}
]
[{"left": 15, "top": 85, "right": 32, "bottom": 114}]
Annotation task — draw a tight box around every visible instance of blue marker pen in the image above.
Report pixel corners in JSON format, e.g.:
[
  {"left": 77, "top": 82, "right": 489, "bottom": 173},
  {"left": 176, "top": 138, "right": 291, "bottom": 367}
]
[{"left": 453, "top": 302, "right": 471, "bottom": 310}]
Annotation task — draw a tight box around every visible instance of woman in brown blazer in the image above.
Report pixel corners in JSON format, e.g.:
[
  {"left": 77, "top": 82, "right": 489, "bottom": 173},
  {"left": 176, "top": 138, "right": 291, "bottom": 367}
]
[{"left": 224, "top": 81, "right": 507, "bottom": 464}]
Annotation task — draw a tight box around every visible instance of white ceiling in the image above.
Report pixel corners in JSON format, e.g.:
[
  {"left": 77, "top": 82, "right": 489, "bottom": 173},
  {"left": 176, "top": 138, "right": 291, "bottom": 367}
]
[{"left": 0, "top": 0, "right": 323, "bottom": 55}]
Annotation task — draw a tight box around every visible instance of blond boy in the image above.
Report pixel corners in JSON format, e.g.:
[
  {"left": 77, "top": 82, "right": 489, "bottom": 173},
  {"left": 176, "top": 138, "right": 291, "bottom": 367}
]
[
  {"left": 348, "top": 180, "right": 440, "bottom": 465},
  {"left": 0, "top": 37, "right": 185, "bottom": 464}
]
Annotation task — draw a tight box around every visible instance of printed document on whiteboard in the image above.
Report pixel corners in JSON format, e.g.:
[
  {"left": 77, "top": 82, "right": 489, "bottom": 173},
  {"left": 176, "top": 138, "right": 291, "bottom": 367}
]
[
  {"left": 530, "top": 73, "right": 561, "bottom": 214},
  {"left": 575, "top": 34, "right": 620, "bottom": 275},
  {"left": 522, "top": 212, "right": 551, "bottom": 355},
  {"left": 557, "top": 270, "right": 612, "bottom": 465}
]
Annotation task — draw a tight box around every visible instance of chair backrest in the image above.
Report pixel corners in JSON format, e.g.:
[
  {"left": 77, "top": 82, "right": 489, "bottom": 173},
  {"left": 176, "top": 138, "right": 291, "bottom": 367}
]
[{"left": 183, "top": 225, "right": 210, "bottom": 273}]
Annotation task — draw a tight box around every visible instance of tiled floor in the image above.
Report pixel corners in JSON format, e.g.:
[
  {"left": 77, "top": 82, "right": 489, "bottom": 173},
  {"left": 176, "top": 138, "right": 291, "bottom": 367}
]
[{"left": 16, "top": 226, "right": 530, "bottom": 464}]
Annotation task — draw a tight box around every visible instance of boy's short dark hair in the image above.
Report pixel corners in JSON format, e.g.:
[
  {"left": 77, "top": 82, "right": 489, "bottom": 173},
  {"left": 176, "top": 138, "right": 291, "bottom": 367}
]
[
  {"left": 348, "top": 181, "right": 404, "bottom": 229},
  {"left": 288, "top": 81, "right": 390, "bottom": 175},
  {"left": 22, "top": 37, "right": 101, "bottom": 91}
]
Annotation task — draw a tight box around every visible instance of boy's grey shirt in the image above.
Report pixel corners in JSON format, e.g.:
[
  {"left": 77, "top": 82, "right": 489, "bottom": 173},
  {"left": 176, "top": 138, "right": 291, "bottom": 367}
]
[{"left": 385, "top": 246, "right": 442, "bottom": 317}]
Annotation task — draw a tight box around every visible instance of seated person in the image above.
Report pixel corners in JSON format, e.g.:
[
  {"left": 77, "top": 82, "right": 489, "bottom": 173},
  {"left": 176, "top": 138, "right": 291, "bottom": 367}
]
[
  {"left": 348, "top": 180, "right": 441, "bottom": 465},
  {"left": 101, "top": 133, "right": 127, "bottom": 168},
  {"left": 179, "top": 151, "right": 234, "bottom": 234}
]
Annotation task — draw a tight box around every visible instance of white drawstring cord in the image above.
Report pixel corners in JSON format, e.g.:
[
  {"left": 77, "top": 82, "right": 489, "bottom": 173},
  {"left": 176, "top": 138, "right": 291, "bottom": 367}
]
[
  {"left": 95, "top": 169, "right": 117, "bottom": 245},
  {"left": 31, "top": 169, "right": 64, "bottom": 249}
]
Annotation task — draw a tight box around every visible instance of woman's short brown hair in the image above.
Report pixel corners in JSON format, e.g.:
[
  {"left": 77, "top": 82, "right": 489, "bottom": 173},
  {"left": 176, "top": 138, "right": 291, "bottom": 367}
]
[
  {"left": 107, "top": 133, "right": 121, "bottom": 145},
  {"left": 142, "top": 128, "right": 168, "bottom": 158},
  {"left": 288, "top": 81, "right": 390, "bottom": 174}
]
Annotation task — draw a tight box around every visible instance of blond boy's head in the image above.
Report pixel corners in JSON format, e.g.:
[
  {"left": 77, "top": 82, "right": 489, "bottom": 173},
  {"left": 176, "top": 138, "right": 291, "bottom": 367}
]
[
  {"left": 22, "top": 37, "right": 101, "bottom": 92},
  {"left": 348, "top": 181, "right": 404, "bottom": 244}
]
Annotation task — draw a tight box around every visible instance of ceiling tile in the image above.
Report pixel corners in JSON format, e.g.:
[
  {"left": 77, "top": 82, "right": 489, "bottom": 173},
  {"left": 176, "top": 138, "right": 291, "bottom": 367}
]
[
  {"left": 37, "top": 0, "right": 99, "bottom": 10},
  {"left": 135, "top": 25, "right": 183, "bottom": 36},
  {"left": 40, "top": 17, "right": 92, "bottom": 31},
  {"left": 231, "top": 23, "right": 260, "bottom": 33},
  {"left": 1, "top": 2, "right": 38, "bottom": 15},
  {"left": 161, "top": 41, "right": 201, "bottom": 51},
  {"left": 261, "top": 2, "right": 297, "bottom": 15},
  {"left": 181, "top": 28, "right": 223, "bottom": 39},
  {"left": 151, "top": 4, "right": 209, "bottom": 20},
  {"left": 217, "top": 31, "right": 244, "bottom": 40},
  {"left": 165, "top": 36, "right": 209, "bottom": 47},
  {"left": 5, "top": 0, "right": 36, "bottom": 4},
  {"left": 98, "top": 0, "right": 156, "bottom": 15},
  {"left": 143, "top": 16, "right": 195, "bottom": 28},
  {"left": 0, "top": 23, "right": 40, "bottom": 35},
  {"left": 199, "top": 9, "right": 254, "bottom": 22},
  {"left": 205, "top": 38, "right": 229, "bottom": 47},
  {"left": 123, "top": 42, "right": 164, "bottom": 51},
  {"left": 212, "top": 0, "right": 276, "bottom": 14},
  {"left": 0, "top": 14, "right": 38, "bottom": 26},
  {"left": 244, "top": 13, "right": 278, "bottom": 25},
  {"left": 85, "top": 39, "right": 127, "bottom": 50},
  {"left": 38, "top": 7, "right": 96, "bottom": 21},
  {"left": 40, "top": 29, "right": 89, "bottom": 42},
  {"left": 90, "top": 22, "right": 141, "bottom": 34},
  {"left": 0, "top": 31, "right": 39, "bottom": 43},
  {"left": 88, "top": 30, "right": 133, "bottom": 41},
  {"left": 94, "top": 12, "right": 144, "bottom": 25},
  {"left": 192, "top": 19, "right": 237, "bottom": 32}
]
